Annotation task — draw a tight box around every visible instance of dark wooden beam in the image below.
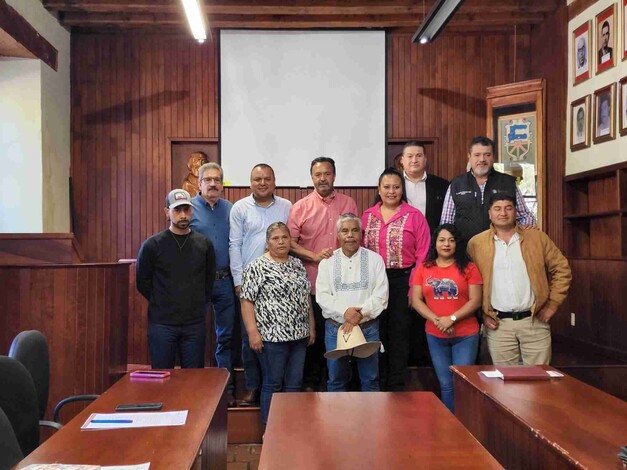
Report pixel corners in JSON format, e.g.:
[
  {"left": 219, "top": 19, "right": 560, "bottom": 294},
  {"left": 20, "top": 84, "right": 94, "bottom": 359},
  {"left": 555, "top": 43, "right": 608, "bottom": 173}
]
[
  {"left": 0, "top": 0, "right": 58, "bottom": 70},
  {"left": 44, "top": 0, "right": 561, "bottom": 15},
  {"left": 44, "top": 0, "right": 560, "bottom": 33},
  {"left": 61, "top": 11, "right": 547, "bottom": 29}
]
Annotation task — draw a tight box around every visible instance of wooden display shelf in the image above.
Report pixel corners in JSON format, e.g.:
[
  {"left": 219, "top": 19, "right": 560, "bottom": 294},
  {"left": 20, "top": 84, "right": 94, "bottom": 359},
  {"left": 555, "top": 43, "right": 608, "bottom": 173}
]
[{"left": 564, "top": 163, "right": 627, "bottom": 258}]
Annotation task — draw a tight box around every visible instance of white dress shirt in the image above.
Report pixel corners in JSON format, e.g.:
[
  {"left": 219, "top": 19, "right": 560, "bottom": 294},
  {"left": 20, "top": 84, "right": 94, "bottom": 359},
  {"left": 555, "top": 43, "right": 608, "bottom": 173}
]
[
  {"left": 404, "top": 172, "right": 428, "bottom": 216},
  {"left": 490, "top": 232, "right": 535, "bottom": 312},
  {"left": 229, "top": 194, "right": 292, "bottom": 287},
  {"left": 316, "top": 247, "right": 389, "bottom": 324}
]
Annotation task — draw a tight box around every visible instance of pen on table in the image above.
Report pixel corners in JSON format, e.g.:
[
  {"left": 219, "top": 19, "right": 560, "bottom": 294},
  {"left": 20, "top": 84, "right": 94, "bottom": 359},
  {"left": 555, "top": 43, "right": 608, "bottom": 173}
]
[{"left": 91, "top": 419, "right": 134, "bottom": 423}]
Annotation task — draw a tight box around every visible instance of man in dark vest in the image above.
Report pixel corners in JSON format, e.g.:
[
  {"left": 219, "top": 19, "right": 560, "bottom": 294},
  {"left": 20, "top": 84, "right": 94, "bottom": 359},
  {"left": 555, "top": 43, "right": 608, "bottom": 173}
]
[{"left": 440, "top": 136, "right": 535, "bottom": 241}]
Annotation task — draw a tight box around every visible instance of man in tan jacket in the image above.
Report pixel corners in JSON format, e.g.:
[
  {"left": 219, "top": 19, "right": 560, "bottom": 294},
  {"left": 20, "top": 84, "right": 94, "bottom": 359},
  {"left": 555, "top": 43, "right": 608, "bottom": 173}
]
[{"left": 467, "top": 194, "right": 571, "bottom": 365}]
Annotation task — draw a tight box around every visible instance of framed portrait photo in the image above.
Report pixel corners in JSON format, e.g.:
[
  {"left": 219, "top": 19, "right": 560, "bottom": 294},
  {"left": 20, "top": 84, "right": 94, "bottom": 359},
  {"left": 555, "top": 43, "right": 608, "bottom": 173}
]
[
  {"left": 573, "top": 21, "right": 591, "bottom": 84},
  {"left": 593, "top": 83, "right": 616, "bottom": 143},
  {"left": 595, "top": 4, "right": 616, "bottom": 74},
  {"left": 619, "top": 76, "right": 627, "bottom": 136},
  {"left": 570, "top": 95, "right": 591, "bottom": 151}
]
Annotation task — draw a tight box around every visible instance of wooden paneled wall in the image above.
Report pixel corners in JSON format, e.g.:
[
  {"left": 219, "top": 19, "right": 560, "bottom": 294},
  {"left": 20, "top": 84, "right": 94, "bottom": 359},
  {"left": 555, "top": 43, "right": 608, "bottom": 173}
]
[
  {"left": 0, "top": 263, "right": 128, "bottom": 420},
  {"left": 71, "top": 34, "right": 219, "bottom": 262},
  {"left": 530, "top": 2, "right": 567, "bottom": 248},
  {"left": 71, "top": 30, "right": 531, "bottom": 263}
]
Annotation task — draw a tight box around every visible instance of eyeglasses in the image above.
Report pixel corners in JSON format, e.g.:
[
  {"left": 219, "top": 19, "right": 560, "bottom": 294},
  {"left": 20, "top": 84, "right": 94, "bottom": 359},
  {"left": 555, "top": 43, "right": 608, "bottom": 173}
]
[{"left": 200, "top": 177, "right": 222, "bottom": 184}]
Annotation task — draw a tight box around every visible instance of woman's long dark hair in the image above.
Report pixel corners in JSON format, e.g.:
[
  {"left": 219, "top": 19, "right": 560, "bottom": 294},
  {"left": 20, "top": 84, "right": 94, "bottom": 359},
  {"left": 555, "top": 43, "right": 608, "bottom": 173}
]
[
  {"left": 423, "top": 224, "right": 471, "bottom": 274},
  {"left": 373, "top": 167, "right": 408, "bottom": 205}
]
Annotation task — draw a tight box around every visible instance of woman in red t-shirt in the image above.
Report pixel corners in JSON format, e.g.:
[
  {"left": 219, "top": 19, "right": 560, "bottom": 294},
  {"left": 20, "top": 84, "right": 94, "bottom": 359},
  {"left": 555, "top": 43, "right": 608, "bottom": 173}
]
[{"left": 411, "top": 224, "right": 482, "bottom": 412}]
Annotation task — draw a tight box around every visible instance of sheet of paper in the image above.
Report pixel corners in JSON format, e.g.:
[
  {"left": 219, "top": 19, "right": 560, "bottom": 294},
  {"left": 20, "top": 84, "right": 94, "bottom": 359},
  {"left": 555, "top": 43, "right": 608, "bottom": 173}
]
[
  {"left": 81, "top": 411, "right": 187, "bottom": 430},
  {"left": 479, "top": 370, "right": 504, "bottom": 378},
  {"left": 547, "top": 370, "right": 564, "bottom": 378},
  {"left": 22, "top": 465, "right": 149, "bottom": 470},
  {"left": 103, "top": 464, "right": 150, "bottom": 470}
]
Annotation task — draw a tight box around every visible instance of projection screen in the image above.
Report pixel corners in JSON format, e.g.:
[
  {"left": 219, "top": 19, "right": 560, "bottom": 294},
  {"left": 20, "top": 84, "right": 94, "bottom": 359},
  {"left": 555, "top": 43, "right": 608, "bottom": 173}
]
[{"left": 220, "top": 30, "right": 386, "bottom": 187}]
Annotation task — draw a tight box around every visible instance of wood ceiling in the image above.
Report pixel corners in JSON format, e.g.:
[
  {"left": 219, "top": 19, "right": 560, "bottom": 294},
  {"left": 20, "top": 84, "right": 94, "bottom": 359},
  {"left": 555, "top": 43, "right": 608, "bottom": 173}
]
[{"left": 42, "top": 0, "right": 562, "bottom": 34}]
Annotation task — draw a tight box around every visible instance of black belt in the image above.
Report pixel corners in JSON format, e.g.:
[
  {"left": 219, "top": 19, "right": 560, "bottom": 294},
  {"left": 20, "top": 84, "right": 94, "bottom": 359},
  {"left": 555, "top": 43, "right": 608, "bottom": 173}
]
[
  {"left": 215, "top": 268, "right": 231, "bottom": 280},
  {"left": 495, "top": 310, "right": 531, "bottom": 320},
  {"left": 327, "top": 318, "right": 378, "bottom": 329},
  {"left": 385, "top": 265, "right": 414, "bottom": 279}
]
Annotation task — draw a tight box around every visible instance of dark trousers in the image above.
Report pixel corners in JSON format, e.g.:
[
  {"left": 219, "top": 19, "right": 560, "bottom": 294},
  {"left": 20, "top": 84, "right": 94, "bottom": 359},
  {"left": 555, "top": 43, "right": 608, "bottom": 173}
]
[
  {"left": 148, "top": 320, "right": 206, "bottom": 369},
  {"left": 257, "top": 339, "right": 307, "bottom": 426},
  {"left": 212, "top": 276, "right": 236, "bottom": 394},
  {"left": 241, "top": 321, "right": 261, "bottom": 391},
  {"left": 302, "top": 296, "right": 327, "bottom": 390},
  {"left": 379, "top": 269, "right": 412, "bottom": 391}
]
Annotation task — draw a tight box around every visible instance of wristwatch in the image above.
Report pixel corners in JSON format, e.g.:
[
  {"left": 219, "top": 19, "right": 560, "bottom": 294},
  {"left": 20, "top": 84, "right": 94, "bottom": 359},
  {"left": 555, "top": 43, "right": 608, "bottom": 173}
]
[{"left": 450, "top": 315, "right": 457, "bottom": 323}]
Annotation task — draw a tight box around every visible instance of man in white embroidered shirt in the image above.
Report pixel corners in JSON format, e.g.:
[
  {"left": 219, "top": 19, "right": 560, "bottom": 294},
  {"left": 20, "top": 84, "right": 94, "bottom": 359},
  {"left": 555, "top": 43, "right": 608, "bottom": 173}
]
[{"left": 316, "top": 213, "right": 389, "bottom": 391}]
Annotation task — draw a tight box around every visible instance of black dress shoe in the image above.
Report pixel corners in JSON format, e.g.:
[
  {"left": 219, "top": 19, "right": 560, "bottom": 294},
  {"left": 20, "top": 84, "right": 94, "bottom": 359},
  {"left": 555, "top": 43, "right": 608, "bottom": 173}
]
[
  {"left": 227, "top": 394, "right": 237, "bottom": 408},
  {"left": 240, "top": 389, "right": 259, "bottom": 406}
]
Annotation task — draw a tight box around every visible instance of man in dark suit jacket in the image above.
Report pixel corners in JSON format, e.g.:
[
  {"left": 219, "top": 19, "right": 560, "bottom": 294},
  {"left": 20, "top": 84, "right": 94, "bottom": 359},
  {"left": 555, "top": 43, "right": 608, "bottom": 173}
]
[
  {"left": 400, "top": 141, "right": 449, "bottom": 368},
  {"left": 598, "top": 20, "right": 613, "bottom": 65},
  {"left": 400, "top": 141, "right": 449, "bottom": 232}
]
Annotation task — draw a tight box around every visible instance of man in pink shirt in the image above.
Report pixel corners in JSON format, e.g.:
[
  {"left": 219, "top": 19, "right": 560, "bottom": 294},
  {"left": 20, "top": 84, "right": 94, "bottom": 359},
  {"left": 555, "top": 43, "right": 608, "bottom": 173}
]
[{"left": 288, "top": 157, "right": 358, "bottom": 391}]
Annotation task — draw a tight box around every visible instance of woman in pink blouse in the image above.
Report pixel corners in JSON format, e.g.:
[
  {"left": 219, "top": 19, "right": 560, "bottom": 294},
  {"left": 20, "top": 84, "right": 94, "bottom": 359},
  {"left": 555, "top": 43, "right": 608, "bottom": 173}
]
[{"left": 362, "top": 167, "right": 431, "bottom": 391}]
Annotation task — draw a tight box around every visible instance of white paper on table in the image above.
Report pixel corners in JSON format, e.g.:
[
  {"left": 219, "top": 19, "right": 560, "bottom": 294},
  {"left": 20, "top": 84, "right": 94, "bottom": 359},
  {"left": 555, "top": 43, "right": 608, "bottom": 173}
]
[
  {"left": 102, "top": 464, "right": 150, "bottom": 470},
  {"left": 21, "top": 465, "right": 149, "bottom": 470},
  {"left": 547, "top": 370, "right": 564, "bottom": 378},
  {"left": 81, "top": 411, "right": 188, "bottom": 430},
  {"left": 479, "top": 370, "right": 504, "bottom": 378}
]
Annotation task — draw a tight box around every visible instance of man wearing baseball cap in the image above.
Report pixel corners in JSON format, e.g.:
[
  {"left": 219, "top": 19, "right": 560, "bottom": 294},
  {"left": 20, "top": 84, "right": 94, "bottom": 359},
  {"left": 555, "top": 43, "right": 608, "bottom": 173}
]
[{"left": 136, "top": 189, "right": 216, "bottom": 369}]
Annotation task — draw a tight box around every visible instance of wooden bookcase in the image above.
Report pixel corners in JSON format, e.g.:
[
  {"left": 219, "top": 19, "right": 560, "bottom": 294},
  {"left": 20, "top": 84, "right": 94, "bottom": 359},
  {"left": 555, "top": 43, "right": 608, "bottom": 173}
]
[{"left": 563, "top": 162, "right": 627, "bottom": 259}]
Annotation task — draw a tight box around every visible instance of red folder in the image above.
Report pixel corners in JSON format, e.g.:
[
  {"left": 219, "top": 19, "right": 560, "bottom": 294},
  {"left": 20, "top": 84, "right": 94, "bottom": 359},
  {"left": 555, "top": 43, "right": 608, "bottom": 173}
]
[{"left": 497, "top": 366, "right": 556, "bottom": 380}]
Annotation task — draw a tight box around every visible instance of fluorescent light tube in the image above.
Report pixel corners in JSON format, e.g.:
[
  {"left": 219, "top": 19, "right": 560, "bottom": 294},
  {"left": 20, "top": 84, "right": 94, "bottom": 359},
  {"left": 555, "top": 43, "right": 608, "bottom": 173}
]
[{"left": 181, "top": 0, "right": 207, "bottom": 43}]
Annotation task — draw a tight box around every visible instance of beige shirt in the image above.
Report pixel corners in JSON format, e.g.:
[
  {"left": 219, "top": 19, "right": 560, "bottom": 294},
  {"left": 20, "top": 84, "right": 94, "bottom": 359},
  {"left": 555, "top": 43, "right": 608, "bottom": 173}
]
[{"left": 490, "top": 232, "right": 535, "bottom": 312}]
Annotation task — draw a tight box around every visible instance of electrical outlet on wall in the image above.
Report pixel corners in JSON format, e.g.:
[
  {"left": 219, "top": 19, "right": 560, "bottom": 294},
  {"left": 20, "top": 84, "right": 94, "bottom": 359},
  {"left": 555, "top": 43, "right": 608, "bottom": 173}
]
[{"left": 570, "top": 312, "right": 576, "bottom": 327}]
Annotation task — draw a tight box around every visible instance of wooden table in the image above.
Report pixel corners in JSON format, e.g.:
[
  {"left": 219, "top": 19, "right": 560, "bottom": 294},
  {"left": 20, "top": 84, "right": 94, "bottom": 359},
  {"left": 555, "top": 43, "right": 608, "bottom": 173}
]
[
  {"left": 451, "top": 365, "right": 627, "bottom": 470},
  {"left": 259, "top": 392, "right": 502, "bottom": 469},
  {"left": 16, "top": 368, "right": 229, "bottom": 470}
]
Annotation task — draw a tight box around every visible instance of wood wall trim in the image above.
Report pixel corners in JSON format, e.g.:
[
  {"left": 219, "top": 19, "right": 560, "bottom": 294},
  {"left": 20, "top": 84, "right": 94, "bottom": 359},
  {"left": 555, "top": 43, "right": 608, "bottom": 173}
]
[
  {"left": 568, "top": 0, "right": 598, "bottom": 21},
  {"left": 563, "top": 161, "right": 627, "bottom": 181},
  {"left": 0, "top": 0, "right": 58, "bottom": 70},
  {"left": 0, "top": 263, "right": 128, "bottom": 421}
]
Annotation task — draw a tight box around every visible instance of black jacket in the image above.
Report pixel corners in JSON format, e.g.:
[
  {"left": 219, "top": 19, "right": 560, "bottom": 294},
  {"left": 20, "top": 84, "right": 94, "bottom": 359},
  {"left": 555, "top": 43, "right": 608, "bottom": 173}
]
[{"left": 424, "top": 173, "right": 449, "bottom": 233}]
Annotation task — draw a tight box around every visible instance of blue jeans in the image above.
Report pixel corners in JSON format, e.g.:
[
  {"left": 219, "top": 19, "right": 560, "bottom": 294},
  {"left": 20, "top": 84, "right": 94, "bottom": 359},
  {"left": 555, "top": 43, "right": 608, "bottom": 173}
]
[
  {"left": 148, "top": 320, "right": 206, "bottom": 369},
  {"left": 212, "top": 276, "right": 236, "bottom": 394},
  {"left": 325, "top": 320, "right": 380, "bottom": 392},
  {"left": 257, "top": 339, "right": 307, "bottom": 426},
  {"left": 427, "top": 333, "right": 479, "bottom": 413},
  {"left": 241, "top": 322, "right": 260, "bottom": 391}
]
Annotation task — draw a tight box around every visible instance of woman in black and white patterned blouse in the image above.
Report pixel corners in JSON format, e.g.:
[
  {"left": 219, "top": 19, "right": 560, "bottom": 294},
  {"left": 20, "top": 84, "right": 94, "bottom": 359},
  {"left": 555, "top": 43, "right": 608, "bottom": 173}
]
[{"left": 240, "top": 222, "right": 315, "bottom": 428}]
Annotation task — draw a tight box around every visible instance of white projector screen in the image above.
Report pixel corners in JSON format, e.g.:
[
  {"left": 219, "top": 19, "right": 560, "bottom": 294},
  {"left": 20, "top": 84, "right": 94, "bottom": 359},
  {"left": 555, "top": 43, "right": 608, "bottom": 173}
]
[{"left": 220, "top": 30, "right": 386, "bottom": 187}]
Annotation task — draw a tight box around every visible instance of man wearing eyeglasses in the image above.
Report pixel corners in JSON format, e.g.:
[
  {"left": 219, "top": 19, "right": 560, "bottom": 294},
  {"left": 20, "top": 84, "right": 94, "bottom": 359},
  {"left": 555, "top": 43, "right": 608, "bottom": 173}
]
[{"left": 191, "top": 162, "right": 237, "bottom": 407}]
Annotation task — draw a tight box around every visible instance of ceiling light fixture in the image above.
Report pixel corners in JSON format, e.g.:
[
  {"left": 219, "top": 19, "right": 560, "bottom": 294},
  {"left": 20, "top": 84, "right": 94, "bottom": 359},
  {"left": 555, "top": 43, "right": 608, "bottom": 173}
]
[
  {"left": 412, "top": 0, "right": 464, "bottom": 45},
  {"left": 181, "top": 0, "right": 207, "bottom": 43}
]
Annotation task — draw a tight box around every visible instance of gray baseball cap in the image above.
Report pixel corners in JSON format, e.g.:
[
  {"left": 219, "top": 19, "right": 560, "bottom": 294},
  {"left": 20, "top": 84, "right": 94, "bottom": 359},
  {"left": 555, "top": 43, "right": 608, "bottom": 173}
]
[{"left": 166, "top": 189, "right": 192, "bottom": 209}]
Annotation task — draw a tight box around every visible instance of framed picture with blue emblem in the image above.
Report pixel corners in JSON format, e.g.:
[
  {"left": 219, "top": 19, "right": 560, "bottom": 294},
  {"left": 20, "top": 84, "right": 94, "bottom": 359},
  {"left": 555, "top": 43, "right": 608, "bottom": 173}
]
[{"left": 486, "top": 79, "right": 545, "bottom": 230}]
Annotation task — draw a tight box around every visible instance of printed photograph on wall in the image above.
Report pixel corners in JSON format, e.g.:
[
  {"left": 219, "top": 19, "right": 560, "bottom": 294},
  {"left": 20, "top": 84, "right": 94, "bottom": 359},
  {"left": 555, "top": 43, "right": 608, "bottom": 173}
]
[
  {"left": 593, "top": 83, "right": 616, "bottom": 143},
  {"left": 619, "top": 76, "right": 627, "bottom": 136},
  {"left": 596, "top": 4, "right": 616, "bottom": 74},
  {"left": 570, "top": 95, "right": 591, "bottom": 150},
  {"left": 573, "top": 21, "right": 592, "bottom": 84}
]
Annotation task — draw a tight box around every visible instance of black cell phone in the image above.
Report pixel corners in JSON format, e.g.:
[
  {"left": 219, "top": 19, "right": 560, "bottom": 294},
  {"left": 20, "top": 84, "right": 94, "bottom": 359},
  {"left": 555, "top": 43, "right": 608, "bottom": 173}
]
[{"left": 115, "top": 402, "right": 163, "bottom": 412}]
